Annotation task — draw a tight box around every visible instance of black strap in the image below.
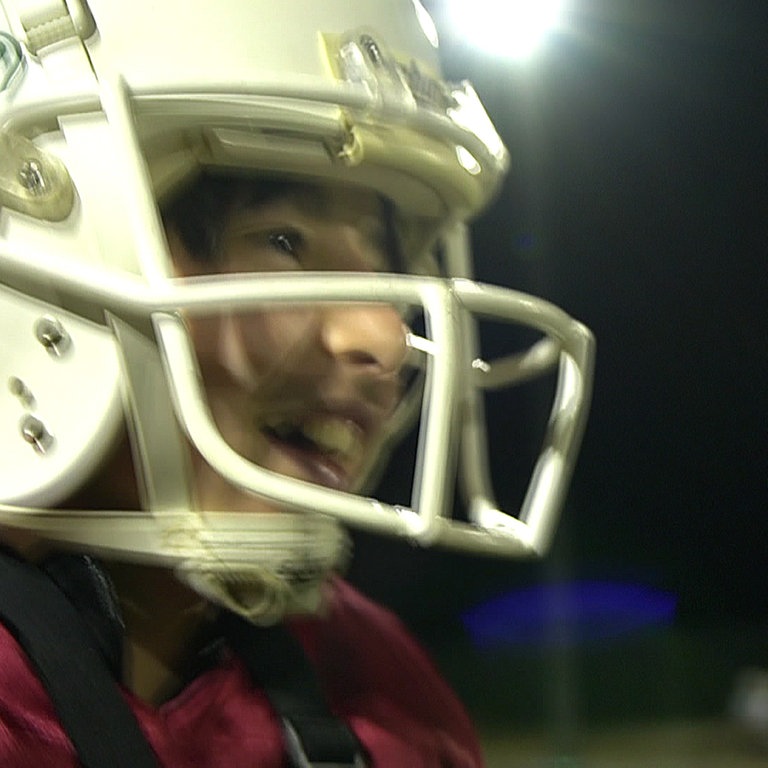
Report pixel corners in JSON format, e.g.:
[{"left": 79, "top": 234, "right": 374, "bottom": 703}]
[
  {"left": 0, "top": 552, "right": 158, "bottom": 768},
  {"left": 0, "top": 551, "right": 361, "bottom": 768},
  {"left": 223, "top": 613, "right": 366, "bottom": 768}
]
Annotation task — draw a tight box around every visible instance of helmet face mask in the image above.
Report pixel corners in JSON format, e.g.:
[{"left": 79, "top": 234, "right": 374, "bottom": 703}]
[{"left": 0, "top": 0, "right": 594, "bottom": 622}]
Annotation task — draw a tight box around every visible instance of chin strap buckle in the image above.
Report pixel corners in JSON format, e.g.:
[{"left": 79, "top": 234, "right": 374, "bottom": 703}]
[
  {"left": 7, "top": 0, "right": 95, "bottom": 54},
  {"left": 222, "top": 614, "right": 368, "bottom": 768},
  {"left": 282, "top": 719, "right": 367, "bottom": 768}
]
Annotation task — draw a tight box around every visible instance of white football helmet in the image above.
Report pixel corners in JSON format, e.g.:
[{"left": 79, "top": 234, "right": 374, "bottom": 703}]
[{"left": 0, "top": 0, "right": 594, "bottom": 622}]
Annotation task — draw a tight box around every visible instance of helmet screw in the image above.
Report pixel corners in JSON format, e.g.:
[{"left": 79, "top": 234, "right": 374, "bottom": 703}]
[
  {"left": 34, "top": 316, "right": 70, "bottom": 356},
  {"left": 20, "top": 414, "right": 53, "bottom": 454},
  {"left": 8, "top": 377, "right": 36, "bottom": 408},
  {"left": 18, "top": 159, "right": 47, "bottom": 195},
  {"left": 360, "top": 35, "right": 382, "bottom": 66}
]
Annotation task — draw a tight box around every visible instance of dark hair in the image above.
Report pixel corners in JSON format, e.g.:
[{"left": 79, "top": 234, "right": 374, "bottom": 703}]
[
  {"left": 161, "top": 171, "right": 406, "bottom": 271},
  {"left": 161, "top": 172, "right": 294, "bottom": 263}
]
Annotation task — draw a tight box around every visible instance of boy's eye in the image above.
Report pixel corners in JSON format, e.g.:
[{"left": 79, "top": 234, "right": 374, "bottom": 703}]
[{"left": 268, "top": 230, "right": 303, "bottom": 257}]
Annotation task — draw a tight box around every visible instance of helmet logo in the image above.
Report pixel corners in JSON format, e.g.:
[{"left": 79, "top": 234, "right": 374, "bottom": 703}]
[{"left": 329, "top": 30, "right": 456, "bottom": 116}]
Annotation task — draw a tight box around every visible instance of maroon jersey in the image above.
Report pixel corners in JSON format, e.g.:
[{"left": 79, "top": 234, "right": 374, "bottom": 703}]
[{"left": 0, "top": 578, "right": 482, "bottom": 767}]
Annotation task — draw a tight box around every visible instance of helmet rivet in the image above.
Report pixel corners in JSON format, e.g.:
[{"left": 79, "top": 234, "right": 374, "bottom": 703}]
[
  {"left": 8, "top": 377, "right": 36, "bottom": 408},
  {"left": 20, "top": 415, "right": 53, "bottom": 454},
  {"left": 8, "top": 376, "right": 25, "bottom": 397},
  {"left": 360, "top": 35, "right": 382, "bottom": 66},
  {"left": 18, "top": 159, "right": 47, "bottom": 195},
  {"left": 34, "top": 316, "right": 70, "bottom": 355}
]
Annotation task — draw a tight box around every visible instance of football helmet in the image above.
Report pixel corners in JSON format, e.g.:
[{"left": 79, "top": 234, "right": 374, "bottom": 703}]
[{"left": 0, "top": 0, "right": 594, "bottom": 622}]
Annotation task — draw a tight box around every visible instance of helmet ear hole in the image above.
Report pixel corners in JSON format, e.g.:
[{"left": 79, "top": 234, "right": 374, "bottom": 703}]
[{"left": 0, "top": 287, "right": 123, "bottom": 506}]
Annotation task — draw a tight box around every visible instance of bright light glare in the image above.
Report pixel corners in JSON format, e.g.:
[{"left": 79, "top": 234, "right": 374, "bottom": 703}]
[{"left": 446, "top": 0, "right": 566, "bottom": 60}]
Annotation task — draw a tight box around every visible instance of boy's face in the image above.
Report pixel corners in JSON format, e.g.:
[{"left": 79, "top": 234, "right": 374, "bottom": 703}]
[{"left": 167, "top": 182, "right": 408, "bottom": 514}]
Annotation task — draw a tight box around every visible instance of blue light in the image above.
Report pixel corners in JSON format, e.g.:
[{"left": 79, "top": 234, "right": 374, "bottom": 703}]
[{"left": 462, "top": 580, "right": 677, "bottom": 649}]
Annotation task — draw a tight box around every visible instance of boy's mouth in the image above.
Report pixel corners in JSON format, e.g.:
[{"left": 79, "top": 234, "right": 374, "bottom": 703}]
[{"left": 260, "top": 412, "right": 366, "bottom": 490}]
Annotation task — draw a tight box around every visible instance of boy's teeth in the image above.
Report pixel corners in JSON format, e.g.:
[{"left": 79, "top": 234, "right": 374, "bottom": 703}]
[
  {"left": 264, "top": 414, "right": 362, "bottom": 459},
  {"left": 301, "top": 416, "right": 360, "bottom": 458}
]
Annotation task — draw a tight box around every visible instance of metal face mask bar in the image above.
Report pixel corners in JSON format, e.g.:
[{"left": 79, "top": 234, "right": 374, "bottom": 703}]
[{"left": 0, "top": 239, "right": 594, "bottom": 560}]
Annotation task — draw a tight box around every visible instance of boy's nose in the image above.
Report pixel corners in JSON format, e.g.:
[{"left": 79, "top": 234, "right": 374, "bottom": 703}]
[{"left": 320, "top": 302, "right": 407, "bottom": 375}]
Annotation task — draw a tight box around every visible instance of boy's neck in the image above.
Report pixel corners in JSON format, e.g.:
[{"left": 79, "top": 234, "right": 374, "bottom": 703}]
[{"left": 106, "top": 562, "right": 216, "bottom": 705}]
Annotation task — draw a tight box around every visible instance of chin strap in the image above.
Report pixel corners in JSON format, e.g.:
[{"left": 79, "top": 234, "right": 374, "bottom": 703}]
[
  {"left": 222, "top": 611, "right": 367, "bottom": 768},
  {"left": 0, "top": 501, "right": 351, "bottom": 623},
  {"left": 178, "top": 561, "right": 326, "bottom": 626}
]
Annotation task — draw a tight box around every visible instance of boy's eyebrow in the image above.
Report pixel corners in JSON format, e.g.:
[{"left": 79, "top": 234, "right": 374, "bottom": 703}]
[{"left": 234, "top": 199, "right": 403, "bottom": 272}]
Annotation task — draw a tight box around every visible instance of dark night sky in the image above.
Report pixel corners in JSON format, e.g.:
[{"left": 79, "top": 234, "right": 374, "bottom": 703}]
[{"left": 350, "top": 0, "right": 768, "bottom": 644}]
